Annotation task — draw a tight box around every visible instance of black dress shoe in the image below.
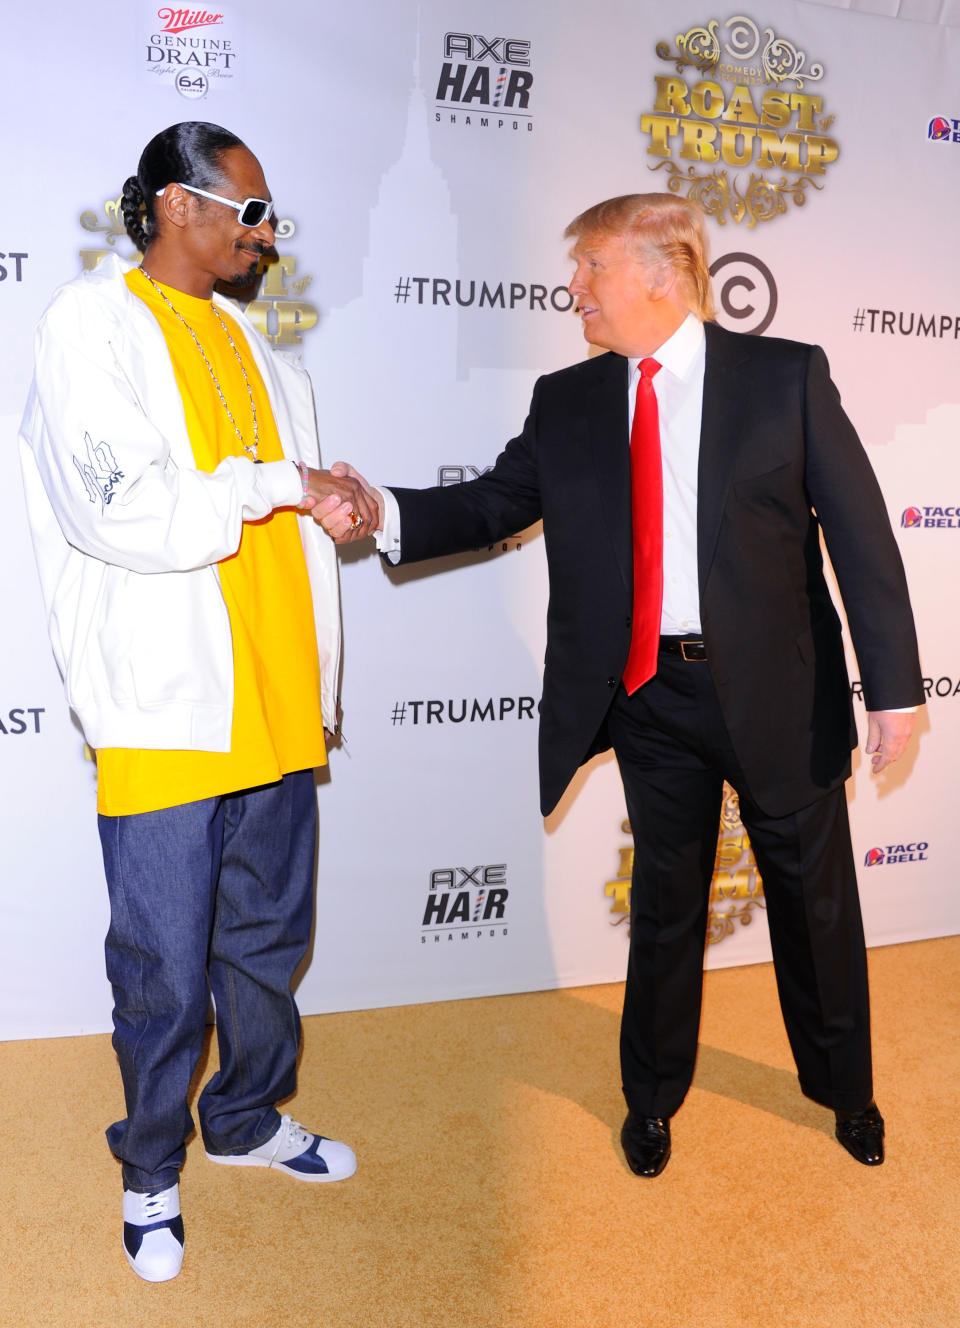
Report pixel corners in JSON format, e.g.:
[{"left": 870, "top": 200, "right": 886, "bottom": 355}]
[
  {"left": 621, "top": 1113, "right": 671, "bottom": 1177},
  {"left": 835, "top": 1103, "right": 885, "bottom": 1165}
]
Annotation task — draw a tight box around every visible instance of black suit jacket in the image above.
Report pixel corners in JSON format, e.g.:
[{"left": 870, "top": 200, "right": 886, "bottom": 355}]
[{"left": 389, "top": 322, "right": 924, "bottom": 818}]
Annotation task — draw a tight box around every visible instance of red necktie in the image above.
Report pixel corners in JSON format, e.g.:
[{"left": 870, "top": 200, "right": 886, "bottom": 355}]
[{"left": 623, "top": 357, "right": 663, "bottom": 694}]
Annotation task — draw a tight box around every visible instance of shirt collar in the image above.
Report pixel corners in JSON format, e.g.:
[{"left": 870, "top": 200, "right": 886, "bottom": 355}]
[{"left": 628, "top": 312, "right": 704, "bottom": 383}]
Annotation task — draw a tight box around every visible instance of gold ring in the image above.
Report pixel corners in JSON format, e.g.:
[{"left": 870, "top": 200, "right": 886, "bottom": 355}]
[{"left": 348, "top": 511, "right": 363, "bottom": 530}]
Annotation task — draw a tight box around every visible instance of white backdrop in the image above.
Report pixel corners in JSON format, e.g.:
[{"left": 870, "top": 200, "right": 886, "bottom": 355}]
[{"left": 1, "top": 0, "right": 958, "bottom": 1038}]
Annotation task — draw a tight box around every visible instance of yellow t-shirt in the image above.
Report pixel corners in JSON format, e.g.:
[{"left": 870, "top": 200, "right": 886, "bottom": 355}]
[{"left": 96, "top": 271, "right": 327, "bottom": 816}]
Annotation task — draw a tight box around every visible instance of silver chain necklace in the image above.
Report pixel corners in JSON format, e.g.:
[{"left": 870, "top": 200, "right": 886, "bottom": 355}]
[{"left": 139, "top": 268, "right": 259, "bottom": 460}]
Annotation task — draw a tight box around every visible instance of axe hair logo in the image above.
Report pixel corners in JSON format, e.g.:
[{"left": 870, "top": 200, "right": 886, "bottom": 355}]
[
  {"left": 421, "top": 864, "right": 510, "bottom": 942},
  {"left": 435, "top": 32, "right": 534, "bottom": 131}
]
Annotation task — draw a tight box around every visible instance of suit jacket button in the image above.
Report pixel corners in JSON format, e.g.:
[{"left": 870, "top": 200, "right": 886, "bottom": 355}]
[
  {"left": 607, "top": 676, "right": 616, "bottom": 688},
  {"left": 625, "top": 616, "right": 632, "bottom": 627}
]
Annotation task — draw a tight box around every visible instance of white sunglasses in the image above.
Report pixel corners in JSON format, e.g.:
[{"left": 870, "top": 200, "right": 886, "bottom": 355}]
[{"left": 155, "top": 182, "right": 275, "bottom": 228}]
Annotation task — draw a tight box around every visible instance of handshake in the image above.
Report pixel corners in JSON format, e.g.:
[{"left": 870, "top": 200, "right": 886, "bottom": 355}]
[{"left": 298, "top": 461, "right": 381, "bottom": 543}]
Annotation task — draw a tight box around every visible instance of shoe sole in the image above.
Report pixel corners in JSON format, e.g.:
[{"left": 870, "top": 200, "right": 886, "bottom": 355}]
[{"left": 204, "top": 1149, "right": 357, "bottom": 1182}]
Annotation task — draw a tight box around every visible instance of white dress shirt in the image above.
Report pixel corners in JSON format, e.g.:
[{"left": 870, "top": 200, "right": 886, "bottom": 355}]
[
  {"left": 375, "top": 488, "right": 402, "bottom": 562},
  {"left": 629, "top": 312, "right": 705, "bottom": 635}
]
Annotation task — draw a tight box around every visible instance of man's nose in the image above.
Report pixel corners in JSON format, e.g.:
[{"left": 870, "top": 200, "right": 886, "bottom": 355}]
[{"left": 253, "top": 215, "right": 275, "bottom": 246}]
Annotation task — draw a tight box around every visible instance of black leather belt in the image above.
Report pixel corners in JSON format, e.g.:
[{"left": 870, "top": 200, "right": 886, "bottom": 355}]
[{"left": 658, "top": 636, "right": 708, "bottom": 661}]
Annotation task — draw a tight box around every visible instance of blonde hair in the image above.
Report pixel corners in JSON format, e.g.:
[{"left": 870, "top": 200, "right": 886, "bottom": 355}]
[{"left": 565, "top": 193, "right": 715, "bottom": 321}]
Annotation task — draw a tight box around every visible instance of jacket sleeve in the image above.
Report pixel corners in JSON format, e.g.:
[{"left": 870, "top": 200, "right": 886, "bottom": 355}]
[
  {"left": 802, "top": 345, "right": 925, "bottom": 711},
  {"left": 22, "top": 284, "right": 301, "bottom": 575},
  {"left": 388, "top": 377, "right": 545, "bottom": 563}
]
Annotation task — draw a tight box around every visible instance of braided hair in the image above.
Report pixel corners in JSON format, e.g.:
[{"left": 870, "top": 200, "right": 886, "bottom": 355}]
[{"left": 120, "top": 121, "right": 245, "bottom": 253}]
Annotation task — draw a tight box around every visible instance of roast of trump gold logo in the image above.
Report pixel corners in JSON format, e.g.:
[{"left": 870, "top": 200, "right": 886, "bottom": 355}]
[
  {"left": 640, "top": 15, "right": 838, "bottom": 227},
  {"left": 78, "top": 199, "right": 318, "bottom": 347},
  {"left": 605, "top": 784, "right": 766, "bottom": 944}
]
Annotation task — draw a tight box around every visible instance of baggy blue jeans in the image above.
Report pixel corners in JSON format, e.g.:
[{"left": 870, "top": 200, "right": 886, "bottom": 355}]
[{"left": 98, "top": 770, "right": 317, "bottom": 1192}]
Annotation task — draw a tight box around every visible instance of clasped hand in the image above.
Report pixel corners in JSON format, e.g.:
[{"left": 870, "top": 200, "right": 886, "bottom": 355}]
[
  {"left": 298, "top": 464, "right": 381, "bottom": 541},
  {"left": 300, "top": 461, "right": 382, "bottom": 543}
]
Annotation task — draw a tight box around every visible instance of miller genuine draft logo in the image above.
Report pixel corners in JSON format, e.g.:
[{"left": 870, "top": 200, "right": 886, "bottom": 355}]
[
  {"left": 144, "top": 5, "right": 236, "bottom": 100},
  {"left": 78, "top": 200, "right": 318, "bottom": 347},
  {"left": 156, "top": 7, "right": 224, "bottom": 34},
  {"left": 640, "top": 15, "right": 837, "bottom": 227},
  {"left": 605, "top": 785, "right": 766, "bottom": 944}
]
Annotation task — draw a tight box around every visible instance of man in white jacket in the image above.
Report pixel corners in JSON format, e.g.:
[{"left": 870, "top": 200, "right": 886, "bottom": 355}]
[{"left": 19, "top": 122, "right": 376, "bottom": 1282}]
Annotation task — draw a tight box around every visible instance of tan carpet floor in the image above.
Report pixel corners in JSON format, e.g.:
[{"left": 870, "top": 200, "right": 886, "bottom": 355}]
[{"left": 1, "top": 935, "right": 957, "bottom": 1328}]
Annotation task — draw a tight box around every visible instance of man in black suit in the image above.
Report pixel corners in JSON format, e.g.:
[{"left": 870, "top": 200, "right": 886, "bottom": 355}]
[{"left": 317, "top": 194, "right": 923, "bottom": 1175}]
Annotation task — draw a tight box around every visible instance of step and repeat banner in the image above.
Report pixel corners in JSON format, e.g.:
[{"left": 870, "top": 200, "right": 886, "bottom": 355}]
[{"left": 1, "top": 0, "right": 958, "bottom": 1038}]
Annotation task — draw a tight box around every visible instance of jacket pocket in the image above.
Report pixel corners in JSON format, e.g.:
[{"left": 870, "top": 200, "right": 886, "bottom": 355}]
[{"left": 94, "top": 567, "right": 231, "bottom": 709}]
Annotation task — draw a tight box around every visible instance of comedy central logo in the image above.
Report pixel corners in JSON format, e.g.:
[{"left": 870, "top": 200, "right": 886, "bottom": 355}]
[
  {"left": 710, "top": 252, "right": 777, "bottom": 334},
  {"left": 435, "top": 32, "right": 534, "bottom": 131},
  {"left": 144, "top": 5, "right": 236, "bottom": 100},
  {"left": 865, "top": 842, "right": 929, "bottom": 867},
  {"left": 421, "top": 865, "right": 510, "bottom": 942},
  {"left": 640, "top": 14, "right": 838, "bottom": 227}
]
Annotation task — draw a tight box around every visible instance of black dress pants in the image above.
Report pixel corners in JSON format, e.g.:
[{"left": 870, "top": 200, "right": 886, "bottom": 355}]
[{"left": 606, "top": 653, "right": 873, "bottom": 1120}]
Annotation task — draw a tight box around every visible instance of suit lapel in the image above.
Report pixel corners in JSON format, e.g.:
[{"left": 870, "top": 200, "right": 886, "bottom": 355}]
[
  {"left": 583, "top": 353, "right": 632, "bottom": 594},
  {"left": 698, "top": 323, "right": 751, "bottom": 597}
]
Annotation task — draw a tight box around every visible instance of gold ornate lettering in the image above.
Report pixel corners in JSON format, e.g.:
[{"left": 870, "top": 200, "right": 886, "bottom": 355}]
[
  {"left": 690, "top": 80, "right": 725, "bottom": 119},
  {"left": 642, "top": 18, "right": 836, "bottom": 226},
  {"left": 680, "top": 120, "right": 720, "bottom": 162},
  {"left": 640, "top": 113, "right": 680, "bottom": 157},
  {"left": 722, "top": 84, "right": 760, "bottom": 126},
  {"left": 653, "top": 77, "right": 691, "bottom": 115}
]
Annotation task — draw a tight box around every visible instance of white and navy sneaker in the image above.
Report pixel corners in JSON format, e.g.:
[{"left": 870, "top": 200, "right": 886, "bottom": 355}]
[
  {"left": 205, "top": 1114, "right": 357, "bottom": 1182},
  {"left": 122, "top": 1182, "right": 184, "bottom": 1282}
]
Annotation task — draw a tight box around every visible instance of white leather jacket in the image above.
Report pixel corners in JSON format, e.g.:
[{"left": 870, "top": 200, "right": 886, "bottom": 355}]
[{"left": 19, "top": 254, "right": 342, "bottom": 752}]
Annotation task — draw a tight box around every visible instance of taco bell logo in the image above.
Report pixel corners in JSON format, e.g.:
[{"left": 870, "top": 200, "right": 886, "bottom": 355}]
[
  {"left": 928, "top": 116, "right": 960, "bottom": 143},
  {"left": 902, "top": 505, "right": 960, "bottom": 529},
  {"left": 865, "top": 842, "right": 929, "bottom": 868}
]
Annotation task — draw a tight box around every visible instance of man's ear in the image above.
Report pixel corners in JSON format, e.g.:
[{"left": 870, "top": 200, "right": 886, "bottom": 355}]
[
  {"left": 155, "top": 183, "right": 192, "bottom": 232},
  {"left": 646, "top": 264, "right": 677, "bottom": 303}
]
